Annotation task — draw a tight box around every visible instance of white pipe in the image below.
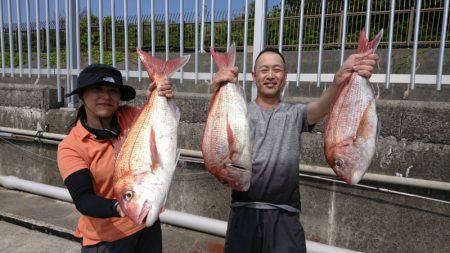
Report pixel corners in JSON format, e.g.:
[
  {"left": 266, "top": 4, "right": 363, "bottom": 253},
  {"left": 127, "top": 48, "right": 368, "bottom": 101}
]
[
  {"left": 0, "top": 175, "right": 360, "bottom": 253},
  {"left": 0, "top": 127, "right": 66, "bottom": 140},
  {"left": 0, "top": 176, "right": 72, "bottom": 202},
  {"left": 299, "top": 165, "right": 450, "bottom": 192},
  {"left": 1, "top": 127, "right": 450, "bottom": 192},
  {"left": 160, "top": 209, "right": 227, "bottom": 237}
]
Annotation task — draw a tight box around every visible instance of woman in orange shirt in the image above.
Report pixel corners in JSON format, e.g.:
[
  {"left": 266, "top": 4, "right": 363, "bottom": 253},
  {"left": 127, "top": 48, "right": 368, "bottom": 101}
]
[{"left": 57, "top": 64, "right": 172, "bottom": 253}]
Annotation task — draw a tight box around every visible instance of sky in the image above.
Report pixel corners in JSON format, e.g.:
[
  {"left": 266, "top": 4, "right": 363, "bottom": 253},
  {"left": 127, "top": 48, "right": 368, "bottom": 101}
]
[{"left": 1, "top": 0, "right": 280, "bottom": 23}]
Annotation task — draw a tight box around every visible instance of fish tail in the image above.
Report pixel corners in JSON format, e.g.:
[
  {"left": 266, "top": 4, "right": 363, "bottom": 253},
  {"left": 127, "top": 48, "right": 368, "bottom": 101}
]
[
  {"left": 136, "top": 48, "right": 191, "bottom": 82},
  {"left": 210, "top": 43, "right": 236, "bottom": 70},
  {"left": 357, "top": 28, "right": 384, "bottom": 54}
]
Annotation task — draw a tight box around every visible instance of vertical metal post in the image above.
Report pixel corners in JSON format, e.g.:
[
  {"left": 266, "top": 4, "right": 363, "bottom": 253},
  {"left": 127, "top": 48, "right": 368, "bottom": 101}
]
[
  {"left": 278, "top": 0, "right": 285, "bottom": 52},
  {"left": 386, "top": 0, "right": 395, "bottom": 89},
  {"left": 410, "top": 0, "right": 421, "bottom": 90},
  {"left": 75, "top": 0, "right": 80, "bottom": 71},
  {"left": 179, "top": 0, "right": 184, "bottom": 82},
  {"left": 194, "top": 0, "right": 199, "bottom": 84},
  {"left": 317, "top": 0, "right": 326, "bottom": 87},
  {"left": 25, "top": 0, "right": 31, "bottom": 78},
  {"left": 55, "top": 0, "right": 61, "bottom": 102},
  {"left": 242, "top": 0, "right": 249, "bottom": 90},
  {"left": 365, "top": 0, "right": 371, "bottom": 37},
  {"left": 111, "top": 0, "right": 115, "bottom": 67},
  {"left": 436, "top": 0, "right": 449, "bottom": 90},
  {"left": 200, "top": 0, "right": 205, "bottom": 52},
  {"left": 251, "top": 0, "right": 267, "bottom": 100},
  {"left": 150, "top": 0, "right": 155, "bottom": 56},
  {"left": 7, "top": 0, "right": 14, "bottom": 76},
  {"left": 16, "top": 0, "right": 23, "bottom": 77},
  {"left": 87, "top": 0, "right": 91, "bottom": 65},
  {"left": 210, "top": 0, "right": 214, "bottom": 81},
  {"left": 226, "top": 0, "right": 231, "bottom": 49},
  {"left": 137, "top": 0, "right": 141, "bottom": 81},
  {"left": 35, "top": 0, "right": 40, "bottom": 77},
  {"left": 0, "top": 0, "right": 5, "bottom": 76},
  {"left": 65, "top": 0, "right": 71, "bottom": 106},
  {"left": 99, "top": 0, "right": 103, "bottom": 63},
  {"left": 45, "top": 0, "right": 50, "bottom": 77},
  {"left": 124, "top": 0, "right": 128, "bottom": 80},
  {"left": 164, "top": 0, "right": 169, "bottom": 61},
  {"left": 340, "top": 0, "right": 348, "bottom": 66},
  {"left": 69, "top": 0, "right": 77, "bottom": 107},
  {"left": 296, "top": 0, "right": 305, "bottom": 87}
]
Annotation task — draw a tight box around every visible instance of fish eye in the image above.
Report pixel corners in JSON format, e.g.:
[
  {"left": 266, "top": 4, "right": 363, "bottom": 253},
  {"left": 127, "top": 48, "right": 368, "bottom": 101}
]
[
  {"left": 335, "top": 159, "right": 344, "bottom": 167},
  {"left": 123, "top": 190, "right": 134, "bottom": 202}
]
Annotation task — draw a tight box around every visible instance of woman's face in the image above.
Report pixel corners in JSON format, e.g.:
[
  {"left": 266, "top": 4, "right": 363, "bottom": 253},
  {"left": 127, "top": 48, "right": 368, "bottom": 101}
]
[{"left": 82, "top": 85, "right": 121, "bottom": 119}]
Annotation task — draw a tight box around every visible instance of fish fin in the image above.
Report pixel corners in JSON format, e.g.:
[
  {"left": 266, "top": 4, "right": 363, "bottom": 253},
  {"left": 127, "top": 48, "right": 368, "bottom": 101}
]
[
  {"left": 376, "top": 119, "right": 381, "bottom": 143},
  {"left": 162, "top": 55, "right": 191, "bottom": 79},
  {"left": 174, "top": 149, "right": 186, "bottom": 171},
  {"left": 150, "top": 127, "right": 160, "bottom": 171},
  {"left": 357, "top": 28, "right": 383, "bottom": 54},
  {"left": 175, "top": 105, "right": 181, "bottom": 122},
  {"left": 210, "top": 43, "right": 236, "bottom": 70},
  {"left": 114, "top": 127, "right": 131, "bottom": 160},
  {"left": 226, "top": 115, "right": 238, "bottom": 162},
  {"left": 207, "top": 91, "right": 218, "bottom": 115},
  {"left": 136, "top": 48, "right": 191, "bottom": 80},
  {"left": 137, "top": 48, "right": 165, "bottom": 79},
  {"left": 356, "top": 100, "right": 375, "bottom": 139}
]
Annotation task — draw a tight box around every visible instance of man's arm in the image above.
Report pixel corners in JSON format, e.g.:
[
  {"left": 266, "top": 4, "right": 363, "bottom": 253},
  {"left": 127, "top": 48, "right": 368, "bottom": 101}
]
[{"left": 306, "top": 51, "right": 379, "bottom": 125}]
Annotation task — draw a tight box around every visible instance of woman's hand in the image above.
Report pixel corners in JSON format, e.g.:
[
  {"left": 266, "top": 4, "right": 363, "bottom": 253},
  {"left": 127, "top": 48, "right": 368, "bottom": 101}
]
[
  {"left": 147, "top": 79, "right": 173, "bottom": 99},
  {"left": 333, "top": 51, "right": 379, "bottom": 86},
  {"left": 116, "top": 204, "right": 125, "bottom": 218},
  {"left": 211, "top": 66, "right": 239, "bottom": 92}
]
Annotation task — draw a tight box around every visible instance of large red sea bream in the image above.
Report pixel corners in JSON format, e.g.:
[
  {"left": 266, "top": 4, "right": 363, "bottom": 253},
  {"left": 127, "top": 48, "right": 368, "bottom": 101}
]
[
  {"left": 113, "top": 49, "right": 190, "bottom": 226},
  {"left": 324, "top": 29, "right": 383, "bottom": 185},
  {"left": 201, "top": 44, "right": 252, "bottom": 191}
]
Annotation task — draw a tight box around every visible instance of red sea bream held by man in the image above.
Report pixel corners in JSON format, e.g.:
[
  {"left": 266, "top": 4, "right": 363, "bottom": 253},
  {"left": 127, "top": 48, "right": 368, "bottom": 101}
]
[{"left": 324, "top": 29, "right": 383, "bottom": 185}]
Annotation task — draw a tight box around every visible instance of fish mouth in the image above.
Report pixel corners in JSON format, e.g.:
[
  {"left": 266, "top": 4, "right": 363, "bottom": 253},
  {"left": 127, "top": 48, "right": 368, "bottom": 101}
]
[{"left": 137, "top": 201, "right": 151, "bottom": 225}]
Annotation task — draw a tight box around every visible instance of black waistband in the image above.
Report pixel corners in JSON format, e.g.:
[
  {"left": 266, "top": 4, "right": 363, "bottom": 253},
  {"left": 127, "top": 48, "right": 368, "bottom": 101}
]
[{"left": 231, "top": 201, "right": 300, "bottom": 213}]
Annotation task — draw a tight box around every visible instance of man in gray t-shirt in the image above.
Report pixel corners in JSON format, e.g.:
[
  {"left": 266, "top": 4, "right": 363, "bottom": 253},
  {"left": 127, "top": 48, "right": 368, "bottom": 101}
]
[{"left": 211, "top": 47, "right": 378, "bottom": 253}]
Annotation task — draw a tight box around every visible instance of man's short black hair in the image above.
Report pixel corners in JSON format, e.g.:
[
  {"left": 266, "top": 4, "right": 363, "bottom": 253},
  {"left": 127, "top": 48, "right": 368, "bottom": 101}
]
[{"left": 254, "top": 47, "right": 286, "bottom": 68}]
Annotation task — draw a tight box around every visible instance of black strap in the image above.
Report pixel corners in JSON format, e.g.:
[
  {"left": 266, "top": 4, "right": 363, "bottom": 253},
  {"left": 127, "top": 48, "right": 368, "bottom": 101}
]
[
  {"left": 231, "top": 201, "right": 300, "bottom": 213},
  {"left": 64, "top": 169, "right": 120, "bottom": 218}
]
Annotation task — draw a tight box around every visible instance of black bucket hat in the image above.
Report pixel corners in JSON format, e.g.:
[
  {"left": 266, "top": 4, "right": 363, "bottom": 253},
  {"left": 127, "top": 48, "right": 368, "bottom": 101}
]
[{"left": 66, "top": 64, "right": 136, "bottom": 101}]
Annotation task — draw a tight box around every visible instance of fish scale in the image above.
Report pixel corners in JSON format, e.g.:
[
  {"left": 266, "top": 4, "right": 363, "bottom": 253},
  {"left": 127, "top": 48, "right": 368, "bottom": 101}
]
[{"left": 324, "top": 29, "right": 382, "bottom": 185}]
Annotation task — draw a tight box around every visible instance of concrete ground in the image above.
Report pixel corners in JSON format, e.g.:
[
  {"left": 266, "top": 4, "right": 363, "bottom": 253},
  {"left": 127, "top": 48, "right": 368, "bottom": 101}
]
[
  {"left": 0, "top": 221, "right": 80, "bottom": 253},
  {"left": 0, "top": 187, "right": 225, "bottom": 253}
]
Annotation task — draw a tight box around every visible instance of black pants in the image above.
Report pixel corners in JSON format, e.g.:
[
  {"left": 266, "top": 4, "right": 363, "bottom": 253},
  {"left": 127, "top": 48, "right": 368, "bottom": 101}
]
[
  {"left": 81, "top": 220, "right": 162, "bottom": 253},
  {"left": 225, "top": 208, "right": 306, "bottom": 253}
]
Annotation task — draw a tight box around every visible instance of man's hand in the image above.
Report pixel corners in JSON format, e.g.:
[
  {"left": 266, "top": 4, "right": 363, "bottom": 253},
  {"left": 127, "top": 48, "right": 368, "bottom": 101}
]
[
  {"left": 211, "top": 66, "right": 239, "bottom": 92},
  {"left": 147, "top": 79, "right": 173, "bottom": 98},
  {"left": 333, "top": 51, "right": 379, "bottom": 86}
]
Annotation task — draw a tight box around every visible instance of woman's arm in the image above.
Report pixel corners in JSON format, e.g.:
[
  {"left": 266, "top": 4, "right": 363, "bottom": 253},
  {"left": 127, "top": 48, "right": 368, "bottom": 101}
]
[{"left": 64, "top": 169, "right": 120, "bottom": 218}]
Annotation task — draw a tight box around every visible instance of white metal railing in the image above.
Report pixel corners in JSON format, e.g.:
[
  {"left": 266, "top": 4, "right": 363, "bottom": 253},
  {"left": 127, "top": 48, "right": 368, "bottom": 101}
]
[{"left": 0, "top": 0, "right": 449, "bottom": 107}]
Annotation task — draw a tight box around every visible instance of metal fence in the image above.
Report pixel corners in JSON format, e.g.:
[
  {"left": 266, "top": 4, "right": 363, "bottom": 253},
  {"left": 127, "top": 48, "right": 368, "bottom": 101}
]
[{"left": 0, "top": 0, "right": 449, "bottom": 106}]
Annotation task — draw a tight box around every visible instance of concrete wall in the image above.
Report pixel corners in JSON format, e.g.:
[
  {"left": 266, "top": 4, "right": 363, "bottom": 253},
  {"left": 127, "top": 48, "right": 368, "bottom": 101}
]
[{"left": 0, "top": 78, "right": 449, "bottom": 252}]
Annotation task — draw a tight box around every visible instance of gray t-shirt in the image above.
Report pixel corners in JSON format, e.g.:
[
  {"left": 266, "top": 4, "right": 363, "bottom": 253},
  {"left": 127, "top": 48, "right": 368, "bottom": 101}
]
[{"left": 232, "top": 101, "right": 312, "bottom": 210}]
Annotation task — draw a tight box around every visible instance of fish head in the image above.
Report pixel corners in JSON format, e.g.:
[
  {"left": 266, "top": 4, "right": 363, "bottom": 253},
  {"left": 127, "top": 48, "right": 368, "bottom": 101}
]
[
  {"left": 114, "top": 173, "right": 155, "bottom": 225},
  {"left": 328, "top": 141, "right": 368, "bottom": 185}
]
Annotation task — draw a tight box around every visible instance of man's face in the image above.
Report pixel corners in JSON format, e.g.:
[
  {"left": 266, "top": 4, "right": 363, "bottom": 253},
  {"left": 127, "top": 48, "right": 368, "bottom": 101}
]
[{"left": 252, "top": 52, "right": 287, "bottom": 99}]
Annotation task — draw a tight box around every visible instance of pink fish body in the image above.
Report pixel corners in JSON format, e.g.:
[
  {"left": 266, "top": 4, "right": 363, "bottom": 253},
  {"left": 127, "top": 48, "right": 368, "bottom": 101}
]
[
  {"left": 114, "top": 49, "right": 190, "bottom": 226},
  {"left": 201, "top": 44, "right": 252, "bottom": 191},
  {"left": 324, "top": 29, "right": 383, "bottom": 185}
]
